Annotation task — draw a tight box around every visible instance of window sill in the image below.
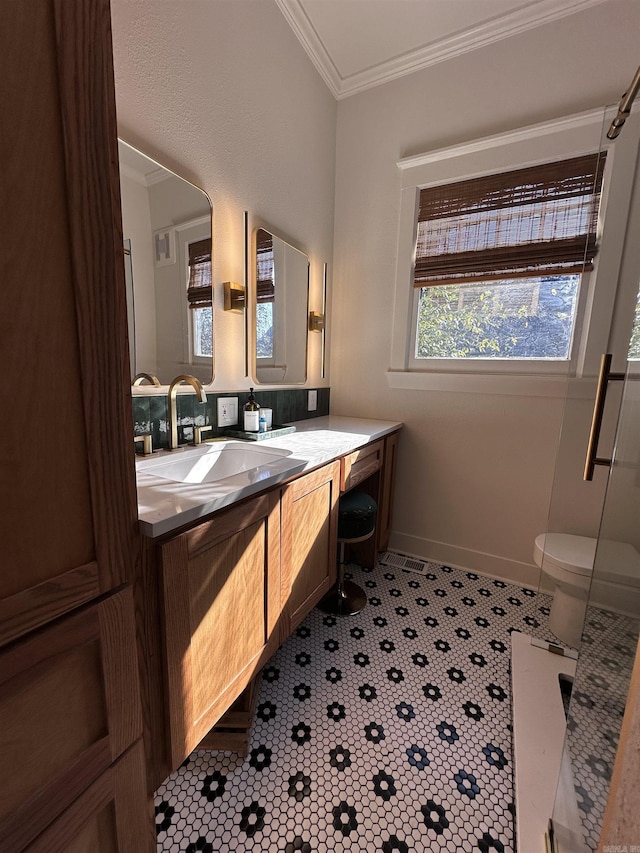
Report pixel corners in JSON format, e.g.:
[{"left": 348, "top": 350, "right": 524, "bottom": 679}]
[{"left": 386, "top": 369, "right": 573, "bottom": 397}]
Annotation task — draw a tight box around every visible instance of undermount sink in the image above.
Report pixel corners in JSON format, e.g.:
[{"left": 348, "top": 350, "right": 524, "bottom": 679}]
[{"left": 137, "top": 441, "right": 296, "bottom": 486}]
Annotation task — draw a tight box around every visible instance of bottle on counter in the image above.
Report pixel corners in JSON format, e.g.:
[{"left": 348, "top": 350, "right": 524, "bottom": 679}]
[
  {"left": 259, "top": 412, "right": 267, "bottom": 433},
  {"left": 243, "top": 387, "right": 260, "bottom": 432}
]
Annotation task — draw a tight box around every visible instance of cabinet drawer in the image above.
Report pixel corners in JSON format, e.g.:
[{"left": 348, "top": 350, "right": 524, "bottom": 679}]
[
  {"left": 341, "top": 440, "right": 384, "bottom": 492},
  {"left": 0, "top": 587, "right": 142, "bottom": 852}
]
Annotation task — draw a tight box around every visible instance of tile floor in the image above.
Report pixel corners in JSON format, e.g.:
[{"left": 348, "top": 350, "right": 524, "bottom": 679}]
[
  {"left": 153, "top": 552, "right": 635, "bottom": 852},
  {"left": 563, "top": 603, "right": 639, "bottom": 851}
]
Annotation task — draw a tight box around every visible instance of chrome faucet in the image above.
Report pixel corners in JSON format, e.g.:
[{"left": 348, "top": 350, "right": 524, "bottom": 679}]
[{"left": 167, "top": 374, "right": 208, "bottom": 450}]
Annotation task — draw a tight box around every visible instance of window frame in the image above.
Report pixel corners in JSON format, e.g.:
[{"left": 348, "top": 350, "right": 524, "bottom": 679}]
[
  {"left": 175, "top": 216, "right": 212, "bottom": 369},
  {"left": 389, "top": 107, "right": 637, "bottom": 393}
]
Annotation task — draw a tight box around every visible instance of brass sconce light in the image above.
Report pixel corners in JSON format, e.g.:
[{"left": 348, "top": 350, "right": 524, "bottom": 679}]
[
  {"left": 313, "top": 262, "right": 328, "bottom": 379},
  {"left": 223, "top": 281, "right": 245, "bottom": 311},
  {"left": 308, "top": 311, "right": 325, "bottom": 332}
]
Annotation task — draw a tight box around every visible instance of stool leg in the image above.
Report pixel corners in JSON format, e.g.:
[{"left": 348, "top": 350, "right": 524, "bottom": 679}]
[
  {"left": 335, "top": 542, "right": 346, "bottom": 598},
  {"left": 317, "top": 542, "right": 367, "bottom": 616}
]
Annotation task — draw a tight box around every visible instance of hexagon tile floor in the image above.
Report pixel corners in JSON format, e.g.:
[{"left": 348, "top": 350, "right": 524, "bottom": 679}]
[
  {"left": 156, "top": 554, "right": 533, "bottom": 852},
  {"left": 154, "top": 552, "right": 636, "bottom": 852}
]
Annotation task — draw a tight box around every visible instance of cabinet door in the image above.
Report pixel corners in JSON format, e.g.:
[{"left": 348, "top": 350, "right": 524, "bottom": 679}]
[
  {"left": 281, "top": 461, "right": 340, "bottom": 632},
  {"left": 377, "top": 432, "right": 399, "bottom": 551},
  {"left": 26, "top": 741, "right": 151, "bottom": 853},
  {"left": 0, "top": 588, "right": 143, "bottom": 852},
  {"left": 161, "top": 491, "right": 281, "bottom": 768}
]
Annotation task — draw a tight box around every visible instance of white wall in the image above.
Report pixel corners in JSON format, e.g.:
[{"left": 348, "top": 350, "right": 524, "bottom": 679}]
[
  {"left": 112, "top": 0, "right": 640, "bottom": 586},
  {"left": 120, "top": 171, "right": 156, "bottom": 373},
  {"left": 110, "top": 0, "right": 336, "bottom": 392},
  {"left": 330, "top": 0, "right": 640, "bottom": 585}
]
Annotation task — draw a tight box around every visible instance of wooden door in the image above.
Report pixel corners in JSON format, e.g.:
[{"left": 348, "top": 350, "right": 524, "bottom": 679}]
[
  {"left": 281, "top": 461, "right": 340, "bottom": 632},
  {"left": 1, "top": 0, "right": 138, "bottom": 647},
  {"left": 161, "top": 491, "right": 281, "bottom": 768},
  {"left": 1, "top": 0, "right": 150, "bottom": 847}
]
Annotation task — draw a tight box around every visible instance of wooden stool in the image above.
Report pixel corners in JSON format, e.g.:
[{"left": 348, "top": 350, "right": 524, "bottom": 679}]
[{"left": 318, "top": 491, "right": 377, "bottom": 616}]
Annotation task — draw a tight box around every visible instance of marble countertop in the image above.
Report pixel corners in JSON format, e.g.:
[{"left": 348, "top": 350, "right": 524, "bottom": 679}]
[{"left": 136, "top": 415, "right": 402, "bottom": 538}]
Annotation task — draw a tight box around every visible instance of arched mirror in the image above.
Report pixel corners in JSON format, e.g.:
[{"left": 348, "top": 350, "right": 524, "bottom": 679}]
[
  {"left": 250, "top": 225, "right": 309, "bottom": 385},
  {"left": 118, "top": 140, "right": 213, "bottom": 386}
]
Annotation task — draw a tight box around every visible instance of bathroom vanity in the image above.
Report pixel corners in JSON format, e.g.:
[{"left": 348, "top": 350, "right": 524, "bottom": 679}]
[{"left": 133, "top": 416, "right": 401, "bottom": 792}]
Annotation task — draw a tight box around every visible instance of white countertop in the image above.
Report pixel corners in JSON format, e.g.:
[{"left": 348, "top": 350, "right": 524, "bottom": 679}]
[{"left": 136, "top": 415, "right": 402, "bottom": 538}]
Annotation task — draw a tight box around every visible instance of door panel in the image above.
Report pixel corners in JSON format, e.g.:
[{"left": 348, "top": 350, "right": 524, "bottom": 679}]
[
  {"left": 0, "top": 588, "right": 142, "bottom": 852},
  {"left": 26, "top": 741, "right": 150, "bottom": 853}
]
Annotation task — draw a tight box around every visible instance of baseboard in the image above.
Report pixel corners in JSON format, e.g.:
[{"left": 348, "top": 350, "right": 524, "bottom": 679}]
[
  {"left": 388, "top": 531, "right": 540, "bottom": 588},
  {"left": 590, "top": 578, "right": 640, "bottom": 617}
]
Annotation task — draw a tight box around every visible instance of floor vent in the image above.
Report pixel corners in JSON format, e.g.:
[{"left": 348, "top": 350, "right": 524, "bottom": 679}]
[{"left": 378, "top": 550, "right": 443, "bottom": 575}]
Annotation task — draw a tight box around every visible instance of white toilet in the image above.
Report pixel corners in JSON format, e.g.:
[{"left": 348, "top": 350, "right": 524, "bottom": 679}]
[{"left": 534, "top": 533, "right": 640, "bottom": 648}]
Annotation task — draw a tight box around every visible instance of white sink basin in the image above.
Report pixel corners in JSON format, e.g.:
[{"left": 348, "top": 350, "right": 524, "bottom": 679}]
[{"left": 137, "top": 441, "right": 295, "bottom": 486}]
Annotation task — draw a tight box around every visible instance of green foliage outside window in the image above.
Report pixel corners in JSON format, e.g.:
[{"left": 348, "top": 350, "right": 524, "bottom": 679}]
[
  {"left": 627, "top": 288, "right": 640, "bottom": 360},
  {"left": 416, "top": 275, "right": 580, "bottom": 360}
]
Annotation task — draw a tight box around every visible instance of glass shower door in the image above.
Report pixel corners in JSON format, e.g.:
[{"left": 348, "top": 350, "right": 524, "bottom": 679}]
[{"left": 548, "top": 320, "right": 640, "bottom": 851}]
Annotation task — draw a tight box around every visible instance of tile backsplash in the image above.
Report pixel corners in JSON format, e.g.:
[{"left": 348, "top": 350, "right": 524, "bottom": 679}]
[{"left": 133, "top": 388, "right": 330, "bottom": 452}]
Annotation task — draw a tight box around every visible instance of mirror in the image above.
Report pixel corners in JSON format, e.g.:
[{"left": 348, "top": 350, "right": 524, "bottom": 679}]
[
  {"left": 118, "top": 139, "right": 213, "bottom": 386},
  {"left": 250, "top": 226, "right": 309, "bottom": 384}
]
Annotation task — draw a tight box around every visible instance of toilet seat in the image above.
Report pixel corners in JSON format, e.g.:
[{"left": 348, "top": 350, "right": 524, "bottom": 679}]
[
  {"left": 534, "top": 532, "right": 640, "bottom": 646},
  {"left": 534, "top": 533, "right": 640, "bottom": 587},
  {"left": 534, "top": 533, "right": 595, "bottom": 579}
]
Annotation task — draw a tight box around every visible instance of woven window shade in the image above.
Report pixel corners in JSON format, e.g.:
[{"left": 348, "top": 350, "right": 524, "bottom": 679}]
[
  {"left": 256, "top": 228, "right": 275, "bottom": 303},
  {"left": 414, "top": 153, "right": 607, "bottom": 287},
  {"left": 187, "top": 237, "right": 212, "bottom": 308}
]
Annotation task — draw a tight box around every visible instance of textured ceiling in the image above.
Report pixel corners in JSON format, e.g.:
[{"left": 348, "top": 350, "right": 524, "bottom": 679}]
[{"left": 275, "top": 0, "right": 609, "bottom": 98}]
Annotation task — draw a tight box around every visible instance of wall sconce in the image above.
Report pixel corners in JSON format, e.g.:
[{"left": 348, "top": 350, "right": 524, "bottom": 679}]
[
  {"left": 308, "top": 311, "right": 325, "bottom": 332},
  {"left": 223, "top": 281, "right": 245, "bottom": 311}
]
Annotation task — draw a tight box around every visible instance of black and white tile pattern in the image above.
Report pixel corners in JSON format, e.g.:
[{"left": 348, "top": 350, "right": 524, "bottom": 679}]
[
  {"left": 563, "top": 603, "right": 639, "bottom": 851},
  {"left": 155, "top": 554, "right": 555, "bottom": 852},
  {"left": 154, "top": 552, "right": 631, "bottom": 852}
]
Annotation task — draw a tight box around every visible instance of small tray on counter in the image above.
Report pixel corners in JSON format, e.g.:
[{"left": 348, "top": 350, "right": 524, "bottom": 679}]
[{"left": 223, "top": 424, "right": 296, "bottom": 441}]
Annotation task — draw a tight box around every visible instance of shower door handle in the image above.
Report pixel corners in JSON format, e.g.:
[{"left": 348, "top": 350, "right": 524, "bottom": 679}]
[{"left": 583, "top": 353, "right": 625, "bottom": 480}]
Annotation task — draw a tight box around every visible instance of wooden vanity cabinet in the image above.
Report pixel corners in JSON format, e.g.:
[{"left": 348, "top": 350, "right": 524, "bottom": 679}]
[
  {"left": 142, "top": 445, "right": 394, "bottom": 788},
  {"left": 281, "top": 461, "right": 341, "bottom": 633},
  {"left": 160, "top": 490, "right": 282, "bottom": 769},
  {"left": 341, "top": 431, "right": 399, "bottom": 567},
  {"left": 377, "top": 431, "right": 399, "bottom": 551}
]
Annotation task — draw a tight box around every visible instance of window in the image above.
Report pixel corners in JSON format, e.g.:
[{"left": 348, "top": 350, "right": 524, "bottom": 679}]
[
  {"left": 255, "top": 228, "right": 275, "bottom": 360},
  {"left": 186, "top": 237, "right": 213, "bottom": 358},
  {"left": 411, "top": 154, "right": 606, "bottom": 363}
]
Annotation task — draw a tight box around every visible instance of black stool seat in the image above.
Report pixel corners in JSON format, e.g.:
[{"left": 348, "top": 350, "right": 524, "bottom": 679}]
[
  {"left": 338, "top": 490, "right": 377, "bottom": 541},
  {"left": 318, "top": 491, "right": 377, "bottom": 617}
]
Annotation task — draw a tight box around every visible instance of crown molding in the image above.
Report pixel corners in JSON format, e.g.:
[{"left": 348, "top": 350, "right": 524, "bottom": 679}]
[
  {"left": 276, "top": 0, "right": 609, "bottom": 100},
  {"left": 275, "top": 0, "right": 342, "bottom": 97},
  {"left": 397, "top": 105, "right": 617, "bottom": 171}
]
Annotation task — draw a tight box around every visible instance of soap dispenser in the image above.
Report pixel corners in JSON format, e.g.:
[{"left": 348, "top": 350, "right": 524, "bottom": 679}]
[{"left": 243, "top": 387, "right": 260, "bottom": 432}]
